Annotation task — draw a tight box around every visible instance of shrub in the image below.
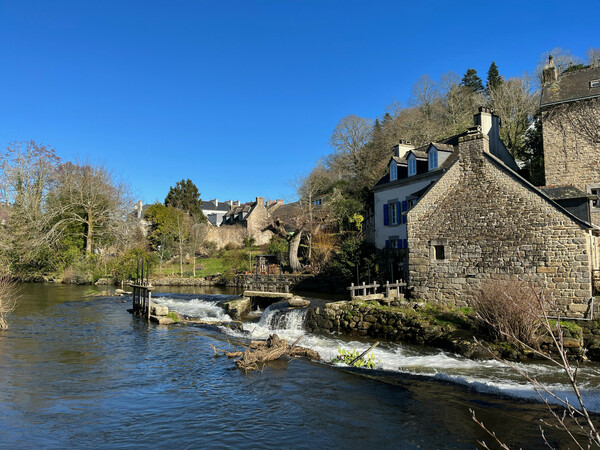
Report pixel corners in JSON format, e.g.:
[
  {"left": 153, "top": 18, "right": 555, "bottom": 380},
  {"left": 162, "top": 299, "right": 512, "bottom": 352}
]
[
  {"left": 471, "top": 280, "right": 545, "bottom": 349},
  {"left": 242, "top": 235, "right": 255, "bottom": 248},
  {"left": 309, "top": 233, "right": 339, "bottom": 272}
]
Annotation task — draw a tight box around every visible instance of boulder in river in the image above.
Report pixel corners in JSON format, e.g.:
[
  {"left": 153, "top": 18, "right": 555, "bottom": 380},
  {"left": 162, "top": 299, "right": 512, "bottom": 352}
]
[{"left": 288, "top": 297, "right": 310, "bottom": 308}]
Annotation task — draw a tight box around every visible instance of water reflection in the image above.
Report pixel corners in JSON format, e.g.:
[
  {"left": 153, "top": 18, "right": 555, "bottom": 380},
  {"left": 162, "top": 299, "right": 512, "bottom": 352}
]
[{"left": 0, "top": 284, "right": 594, "bottom": 448}]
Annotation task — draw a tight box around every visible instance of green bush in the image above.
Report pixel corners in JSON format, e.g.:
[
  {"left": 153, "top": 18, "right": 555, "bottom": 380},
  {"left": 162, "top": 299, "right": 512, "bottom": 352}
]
[{"left": 111, "top": 248, "right": 158, "bottom": 283}]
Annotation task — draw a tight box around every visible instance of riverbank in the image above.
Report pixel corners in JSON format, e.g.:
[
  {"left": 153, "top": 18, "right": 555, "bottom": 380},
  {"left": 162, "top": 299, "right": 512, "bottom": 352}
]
[{"left": 304, "top": 299, "right": 600, "bottom": 362}]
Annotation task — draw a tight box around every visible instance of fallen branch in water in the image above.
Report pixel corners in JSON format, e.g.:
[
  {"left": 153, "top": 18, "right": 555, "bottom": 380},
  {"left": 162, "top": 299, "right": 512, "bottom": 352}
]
[{"left": 212, "top": 334, "right": 321, "bottom": 373}]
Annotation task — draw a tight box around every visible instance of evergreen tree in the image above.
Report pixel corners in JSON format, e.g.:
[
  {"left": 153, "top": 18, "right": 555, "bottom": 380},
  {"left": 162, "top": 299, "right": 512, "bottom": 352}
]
[
  {"left": 164, "top": 179, "right": 206, "bottom": 221},
  {"left": 461, "top": 68, "right": 484, "bottom": 93},
  {"left": 486, "top": 61, "right": 503, "bottom": 95}
]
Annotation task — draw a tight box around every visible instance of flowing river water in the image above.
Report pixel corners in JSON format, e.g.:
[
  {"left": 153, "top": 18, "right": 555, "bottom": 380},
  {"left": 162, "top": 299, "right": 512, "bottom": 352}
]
[{"left": 1, "top": 284, "right": 600, "bottom": 448}]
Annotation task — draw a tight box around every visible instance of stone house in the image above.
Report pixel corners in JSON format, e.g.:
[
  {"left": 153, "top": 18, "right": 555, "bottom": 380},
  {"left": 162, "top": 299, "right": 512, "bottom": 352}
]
[
  {"left": 201, "top": 199, "right": 238, "bottom": 227},
  {"left": 373, "top": 108, "right": 518, "bottom": 279},
  {"left": 406, "top": 127, "right": 600, "bottom": 316},
  {"left": 540, "top": 58, "right": 600, "bottom": 225},
  {"left": 217, "top": 197, "right": 284, "bottom": 246}
]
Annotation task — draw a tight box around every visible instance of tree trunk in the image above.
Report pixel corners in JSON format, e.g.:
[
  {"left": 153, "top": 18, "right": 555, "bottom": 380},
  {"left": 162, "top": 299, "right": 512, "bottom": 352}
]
[
  {"left": 289, "top": 231, "right": 303, "bottom": 272},
  {"left": 85, "top": 214, "right": 93, "bottom": 254},
  {"left": 192, "top": 255, "right": 196, "bottom": 277}
]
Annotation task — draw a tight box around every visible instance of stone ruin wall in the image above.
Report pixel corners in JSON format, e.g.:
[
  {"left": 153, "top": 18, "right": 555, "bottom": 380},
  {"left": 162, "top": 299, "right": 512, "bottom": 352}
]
[{"left": 408, "top": 134, "right": 594, "bottom": 317}]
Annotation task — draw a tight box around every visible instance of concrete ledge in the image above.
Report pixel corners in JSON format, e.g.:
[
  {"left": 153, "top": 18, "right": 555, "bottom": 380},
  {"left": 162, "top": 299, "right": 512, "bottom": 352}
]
[{"left": 243, "top": 291, "right": 293, "bottom": 299}]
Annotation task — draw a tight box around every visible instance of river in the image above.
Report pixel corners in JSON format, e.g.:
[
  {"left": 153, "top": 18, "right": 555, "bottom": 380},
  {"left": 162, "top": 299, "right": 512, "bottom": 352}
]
[{"left": 1, "top": 284, "right": 599, "bottom": 448}]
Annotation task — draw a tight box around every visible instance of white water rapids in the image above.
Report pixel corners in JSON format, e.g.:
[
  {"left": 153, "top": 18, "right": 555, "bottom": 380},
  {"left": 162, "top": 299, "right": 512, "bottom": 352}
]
[{"left": 153, "top": 294, "right": 600, "bottom": 412}]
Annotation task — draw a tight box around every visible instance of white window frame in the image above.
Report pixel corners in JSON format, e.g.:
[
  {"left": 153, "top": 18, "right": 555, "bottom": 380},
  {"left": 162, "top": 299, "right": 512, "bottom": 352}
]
[
  {"left": 588, "top": 184, "right": 600, "bottom": 210},
  {"left": 389, "top": 202, "right": 398, "bottom": 225},
  {"left": 390, "top": 161, "right": 397, "bottom": 181},
  {"left": 428, "top": 149, "right": 438, "bottom": 170},
  {"left": 408, "top": 154, "right": 416, "bottom": 177}
]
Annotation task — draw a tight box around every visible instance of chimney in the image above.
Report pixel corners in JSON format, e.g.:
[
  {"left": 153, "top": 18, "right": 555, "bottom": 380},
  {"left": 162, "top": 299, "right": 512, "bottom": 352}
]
[
  {"left": 228, "top": 200, "right": 233, "bottom": 208},
  {"left": 236, "top": 200, "right": 240, "bottom": 206},
  {"left": 459, "top": 126, "right": 488, "bottom": 172},
  {"left": 137, "top": 200, "right": 143, "bottom": 219},
  {"left": 256, "top": 196, "right": 265, "bottom": 206},
  {"left": 542, "top": 55, "right": 558, "bottom": 84},
  {"left": 473, "top": 107, "right": 500, "bottom": 155},
  {"left": 214, "top": 198, "right": 218, "bottom": 207},
  {"left": 394, "top": 140, "right": 414, "bottom": 157},
  {"left": 276, "top": 199, "right": 283, "bottom": 205}
]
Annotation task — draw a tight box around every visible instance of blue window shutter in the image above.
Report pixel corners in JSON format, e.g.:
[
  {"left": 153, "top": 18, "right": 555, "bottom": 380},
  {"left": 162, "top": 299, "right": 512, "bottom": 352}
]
[
  {"left": 397, "top": 202, "right": 401, "bottom": 224},
  {"left": 401, "top": 200, "right": 407, "bottom": 212},
  {"left": 403, "top": 239, "right": 408, "bottom": 249},
  {"left": 399, "top": 239, "right": 404, "bottom": 249},
  {"left": 383, "top": 204, "right": 389, "bottom": 226},
  {"left": 385, "top": 240, "right": 390, "bottom": 249}
]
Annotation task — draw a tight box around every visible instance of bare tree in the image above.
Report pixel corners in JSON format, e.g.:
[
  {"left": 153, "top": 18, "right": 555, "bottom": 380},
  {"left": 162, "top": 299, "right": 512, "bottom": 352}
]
[
  {"left": 328, "top": 115, "right": 373, "bottom": 178},
  {"left": 489, "top": 76, "right": 539, "bottom": 159},
  {"left": 44, "top": 162, "right": 132, "bottom": 254},
  {"left": 189, "top": 221, "right": 207, "bottom": 277},
  {"left": 547, "top": 97, "right": 600, "bottom": 147},
  {"left": 587, "top": 47, "right": 600, "bottom": 68},
  {"left": 472, "top": 283, "right": 600, "bottom": 449},
  {"left": 0, "top": 276, "right": 19, "bottom": 330},
  {"left": 410, "top": 74, "right": 440, "bottom": 119}
]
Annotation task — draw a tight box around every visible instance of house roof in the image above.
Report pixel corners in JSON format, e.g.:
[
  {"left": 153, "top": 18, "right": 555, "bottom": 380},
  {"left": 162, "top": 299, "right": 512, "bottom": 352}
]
[
  {"left": 541, "top": 66, "right": 600, "bottom": 107},
  {"left": 202, "top": 199, "right": 231, "bottom": 212},
  {"left": 430, "top": 142, "right": 454, "bottom": 152},
  {"left": 540, "top": 185, "right": 596, "bottom": 201}
]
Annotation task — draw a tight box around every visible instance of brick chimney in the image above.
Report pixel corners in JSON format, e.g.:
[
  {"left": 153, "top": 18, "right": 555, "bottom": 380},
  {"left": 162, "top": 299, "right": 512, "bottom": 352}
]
[
  {"left": 256, "top": 196, "right": 265, "bottom": 206},
  {"left": 543, "top": 55, "right": 558, "bottom": 84}
]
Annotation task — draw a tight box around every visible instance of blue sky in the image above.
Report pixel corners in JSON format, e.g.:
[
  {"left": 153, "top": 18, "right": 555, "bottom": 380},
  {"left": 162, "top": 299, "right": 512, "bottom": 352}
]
[{"left": 1, "top": 1, "right": 598, "bottom": 205}]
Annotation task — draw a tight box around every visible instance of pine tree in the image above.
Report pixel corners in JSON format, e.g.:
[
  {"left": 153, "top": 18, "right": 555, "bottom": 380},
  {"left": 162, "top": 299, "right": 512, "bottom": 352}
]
[
  {"left": 486, "top": 61, "right": 503, "bottom": 95},
  {"left": 461, "top": 68, "right": 484, "bottom": 93},
  {"left": 164, "top": 179, "right": 206, "bottom": 221}
]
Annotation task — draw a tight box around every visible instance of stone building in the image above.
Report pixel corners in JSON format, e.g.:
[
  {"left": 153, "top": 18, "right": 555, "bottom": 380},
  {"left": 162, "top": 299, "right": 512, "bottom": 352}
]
[
  {"left": 407, "top": 127, "right": 600, "bottom": 316},
  {"left": 373, "top": 108, "right": 518, "bottom": 279},
  {"left": 201, "top": 199, "right": 238, "bottom": 227},
  {"left": 541, "top": 57, "right": 600, "bottom": 225},
  {"left": 218, "top": 197, "right": 284, "bottom": 246}
]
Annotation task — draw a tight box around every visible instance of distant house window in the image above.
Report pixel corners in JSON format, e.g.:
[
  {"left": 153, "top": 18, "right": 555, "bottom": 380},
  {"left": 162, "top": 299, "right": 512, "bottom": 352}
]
[
  {"left": 434, "top": 245, "right": 445, "bottom": 260},
  {"left": 390, "top": 162, "right": 397, "bottom": 181},
  {"left": 408, "top": 154, "right": 417, "bottom": 176},
  {"left": 313, "top": 198, "right": 322, "bottom": 206},
  {"left": 389, "top": 202, "right": 398, "bottom": 225},
  {"left": 407, "top": 198, "right": 417, "bottom": 209},
  {"left": 591, "top": 80, "right": 600, "bottom": 88},
  {"left": 428, "top": 149, "right": 438, "bottom": 170}
]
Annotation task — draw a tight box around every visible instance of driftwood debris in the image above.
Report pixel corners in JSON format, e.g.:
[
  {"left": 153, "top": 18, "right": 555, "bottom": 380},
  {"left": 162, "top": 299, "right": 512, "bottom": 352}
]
[{"left": 213, "top": 334, "right": 321, "bottom": 373}]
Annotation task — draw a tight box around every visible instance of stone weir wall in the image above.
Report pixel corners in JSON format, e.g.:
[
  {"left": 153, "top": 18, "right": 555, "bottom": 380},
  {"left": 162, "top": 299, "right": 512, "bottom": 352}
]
[
  {"left": 305, "top": 300, "right": 488, "bottom": 358},
  {"left": 305, "top": 300, "right": 600, "bottom": 361}
]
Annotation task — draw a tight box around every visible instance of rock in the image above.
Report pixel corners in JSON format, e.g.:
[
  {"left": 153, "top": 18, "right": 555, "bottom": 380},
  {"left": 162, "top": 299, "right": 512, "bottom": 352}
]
[
  {"left": 219, "top": 297, "right": 252, "bottom": 320},
  {"left": 562, "top": 337, "right": 581, "bottom": 349},
  {"left": 151, "top": 303, "right": 169, "bottom": 316},
  {"left": 150, "top": 315, "right": 175, "bottom": 325},
  {"left": 115, "top": 289, "right": 131, "bottom": 296},
  {"left": 364, "top": 315, "right": 378, "bottom": 323},
  {"left": 288, "top": 297, "right": 311, "bottom": 308}
]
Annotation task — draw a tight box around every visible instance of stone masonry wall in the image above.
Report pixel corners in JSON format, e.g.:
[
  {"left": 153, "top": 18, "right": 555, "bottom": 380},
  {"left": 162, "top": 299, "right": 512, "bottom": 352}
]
[
  {"left": 407, "top": 132, "right": 594, "bottom": 317},
  {"left": 543, "top": 103, "right": 600, "bottom": 226}
]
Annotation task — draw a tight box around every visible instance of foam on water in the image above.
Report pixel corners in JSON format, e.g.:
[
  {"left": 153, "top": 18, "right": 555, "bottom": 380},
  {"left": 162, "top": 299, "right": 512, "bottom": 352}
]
[
  {"left": 153, "top": 296, "right": 232, "bottom": 322},
  {"left": 167, "top": 295, "right": 600, "bottom": 412}
]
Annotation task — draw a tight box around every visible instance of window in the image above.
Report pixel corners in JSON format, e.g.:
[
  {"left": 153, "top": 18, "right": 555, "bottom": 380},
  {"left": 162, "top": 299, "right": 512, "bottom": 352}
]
[
  {"left": 588, "top": 186, "right": 600, "bottom": 208},
  {"left": 428, "top": 149, "right": 438, "bottom": 170},
  {"left": 433, "top": 245, "right": 445, "bottom": 260},
  {"left": 389, "top": 202, "right": 398, "bottom": 225},
  {"left": 408, "top": 154, "right": 416, "bottom": 176},
  {"left": 591, "top": 80, "right": 600, "bottom": 88},
  {"left": 313, "top": 198, "right": 322, "bottom": 206},
  {"left": 390, "top": 162, "right": 397, "bottom": 181}
]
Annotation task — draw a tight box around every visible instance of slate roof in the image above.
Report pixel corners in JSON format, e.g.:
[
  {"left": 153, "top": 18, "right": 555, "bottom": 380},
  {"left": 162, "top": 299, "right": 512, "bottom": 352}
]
[
  {"left": 541, "top": 66, "right": 600, "bottom": 107},
  {"left": 540, "top": 185, "right": 596, "bottom": 201},
  {"left": 375, "top": 131, "right": 467, "bottom": 187},
  {"left": 202, "top": 199, "right": 232, "bottom": 212}
]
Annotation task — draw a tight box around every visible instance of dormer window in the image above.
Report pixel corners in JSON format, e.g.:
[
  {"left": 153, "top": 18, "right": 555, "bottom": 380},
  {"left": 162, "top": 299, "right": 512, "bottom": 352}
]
[
  {"left": 407, "top": 154, "right": 416, "bottom": 177},
  {"left": 428, "top": 148, "right": 438, "bottom": 170},
  {"left": 390, "top": 161, "right": 397, "bottom": 181}
]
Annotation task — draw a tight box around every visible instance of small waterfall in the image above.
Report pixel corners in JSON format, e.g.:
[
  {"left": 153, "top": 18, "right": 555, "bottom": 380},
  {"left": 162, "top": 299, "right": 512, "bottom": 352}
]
[{"left": 258, "top": 306, "right": 307, "bottom": 332}]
